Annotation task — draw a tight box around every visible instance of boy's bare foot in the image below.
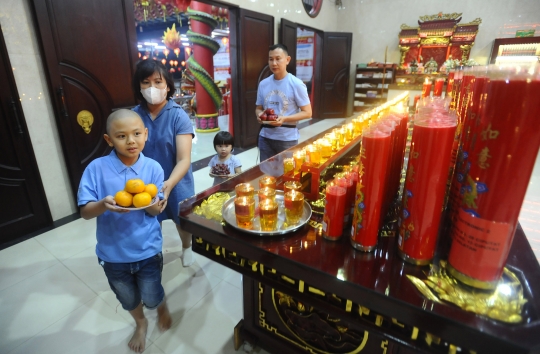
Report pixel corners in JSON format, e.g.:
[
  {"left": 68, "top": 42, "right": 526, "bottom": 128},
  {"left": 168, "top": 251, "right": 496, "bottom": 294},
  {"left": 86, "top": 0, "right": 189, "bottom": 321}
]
[
  {"left": 157, "top": 302, "right": 172, "bottom": 332},
  {"left": 128, "top": 318, "right": 148, "bottom": 353}
]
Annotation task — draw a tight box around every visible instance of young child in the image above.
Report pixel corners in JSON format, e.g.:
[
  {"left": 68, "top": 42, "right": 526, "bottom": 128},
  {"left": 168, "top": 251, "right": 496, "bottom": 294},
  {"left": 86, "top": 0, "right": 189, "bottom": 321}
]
[
  {"left": 78, "top": 109, "right": 171, "bottom": 353},
  {"left": 131, "top": 59, "right": 196, "bottom": 267},
  {"left": 208, "top": 131, "right": 242, "bottom": 186}
]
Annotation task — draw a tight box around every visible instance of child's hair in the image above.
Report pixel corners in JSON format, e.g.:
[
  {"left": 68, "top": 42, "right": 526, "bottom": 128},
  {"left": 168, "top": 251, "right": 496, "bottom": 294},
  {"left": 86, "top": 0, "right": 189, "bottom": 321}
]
[
  {"left": 132, "top": 59, "right": 175, "bottom": 102},
  {"left": 213, "top": 131, "right": 235, "bottom": 150}
]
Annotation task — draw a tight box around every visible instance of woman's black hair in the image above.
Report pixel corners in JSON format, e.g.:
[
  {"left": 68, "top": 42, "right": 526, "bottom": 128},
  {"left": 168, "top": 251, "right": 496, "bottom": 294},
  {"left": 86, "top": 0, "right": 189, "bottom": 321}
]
[
  {"left": 132, "top": 59, "right": 175, "bottom": 102},
  {"left": 213, "top": 131, "right": 235, "bottom": 150}
]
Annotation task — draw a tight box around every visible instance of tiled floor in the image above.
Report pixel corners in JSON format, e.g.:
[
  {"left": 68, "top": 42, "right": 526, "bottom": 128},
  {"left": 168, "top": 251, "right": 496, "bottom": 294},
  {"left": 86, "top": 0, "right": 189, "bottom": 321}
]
[
  {"left": 1, "top": 117, "right": 539, "bottom": 354},
  {"left": 0, "top": 118, "right": 343, "bottom": 354}
]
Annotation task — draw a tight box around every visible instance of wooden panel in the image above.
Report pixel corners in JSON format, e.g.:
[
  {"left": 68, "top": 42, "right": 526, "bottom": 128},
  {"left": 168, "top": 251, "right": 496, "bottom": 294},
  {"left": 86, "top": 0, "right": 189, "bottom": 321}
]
[
  {"left": 30, "top": 0, "right": 138, "bottom": 198},
  {"left": 230, "top": 8, "right": 274, "bottom": 148},
  {"left": 279, "top": 18, "right": 297, "bottom": 76},
  {"left": 319, "top": 32, "right": 352, "bottom": 118},
  {"left": 0, "top": 26, "right": 52, "bottom": 243}
]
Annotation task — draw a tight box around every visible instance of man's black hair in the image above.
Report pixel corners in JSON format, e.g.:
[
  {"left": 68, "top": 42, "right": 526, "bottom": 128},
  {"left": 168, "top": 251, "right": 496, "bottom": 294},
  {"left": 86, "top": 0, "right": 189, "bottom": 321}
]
[{"left": 269, "top": 44, "right": 289, "bottom": 55}]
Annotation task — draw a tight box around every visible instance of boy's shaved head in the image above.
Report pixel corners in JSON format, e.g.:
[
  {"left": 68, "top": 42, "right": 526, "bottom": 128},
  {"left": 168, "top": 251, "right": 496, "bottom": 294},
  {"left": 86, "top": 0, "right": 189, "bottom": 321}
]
[{"left": 106, "top": 109, "right": 143, "bottom": 134}]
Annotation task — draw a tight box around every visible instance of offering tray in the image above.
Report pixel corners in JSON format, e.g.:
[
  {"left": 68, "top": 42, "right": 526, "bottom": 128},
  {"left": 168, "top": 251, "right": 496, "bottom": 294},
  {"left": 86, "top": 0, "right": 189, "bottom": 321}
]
[{"left": 222, "top": 190, "right": 312, "bottom": 236}]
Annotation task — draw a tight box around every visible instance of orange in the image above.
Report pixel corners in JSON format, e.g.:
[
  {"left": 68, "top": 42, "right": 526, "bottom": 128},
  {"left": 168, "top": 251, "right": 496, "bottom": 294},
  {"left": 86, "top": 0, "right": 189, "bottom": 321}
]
[
  {"left": 125, "top": 179, "right": 145, "bottom": 194},
  {"left": 114, "top": 190, "right": 133, "bottom": 207},
  {"left": 144, "top": 183, "right": 158, "bottom": 198},
  {"left": 133, "top": 192, "right": 152, "bottom": 208}
]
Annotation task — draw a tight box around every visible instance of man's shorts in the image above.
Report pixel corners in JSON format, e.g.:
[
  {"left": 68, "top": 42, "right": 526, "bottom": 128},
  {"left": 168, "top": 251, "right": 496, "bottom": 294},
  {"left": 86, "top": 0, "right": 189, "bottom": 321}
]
[{"left": 98, "top": 252, "right": 164, "bottom": 311}]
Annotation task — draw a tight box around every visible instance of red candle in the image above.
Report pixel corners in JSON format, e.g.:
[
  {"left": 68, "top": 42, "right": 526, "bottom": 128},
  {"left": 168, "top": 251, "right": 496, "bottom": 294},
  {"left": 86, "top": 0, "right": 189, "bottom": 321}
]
[
  {"left": 336, "top": 175, "right": 355, "bottom": 229},
  {"left": 351, "top": 129, "right": 391, "bottom": 251},
  {"left": 448, "top": 72, "right": 540, "bottom": 289},
  {"left": 433, "top": 78, "right": 444, "bottom": 97},
  {"left": 449, "top": 69, "right": 463, "bottom": 111},
  {"left": 457, "top": 72, "right": 475, "bottom": 124},
  {"left": 322, "top": 180, "right": 347, "bottom": 240},
  {"left": 446, "top": 71, "right": 455, "bottom": 95},
  {"left": 446, "top": 75, "right": 489, "bottom": 227},
  {"left": 422, "top": 78, "right": 432, "bottom": 98},
  {"left": 398, "top": 114, "right": 457, "bottom": 265},
  {"left": 413, "top": 95, "right": 421, "bottom": 110}
]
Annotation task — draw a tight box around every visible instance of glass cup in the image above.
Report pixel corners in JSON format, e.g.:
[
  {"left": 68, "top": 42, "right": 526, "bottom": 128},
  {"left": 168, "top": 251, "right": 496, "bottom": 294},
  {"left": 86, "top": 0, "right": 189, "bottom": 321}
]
[
  {"left": 283, "top": 180, "right": 302, "bottom": 194},
  {"left": 284, "top": 190, "right": 304, "bottom": 225},
  {"left": 345, "top": 123, "right": 354, "bottom": 141},
  {"left": 258, "top": 186, "right": 276, "bottom": 202},
  {"left": 325, "top": 133, "right": 338, "bottom": 152},
  {"left": 305, "top": 144, "right": 321, "bottom": 166},
  {"left": 319, "top": 139, "right": 332, "bottom": 158},
  {"left": 235, "top": 183, "right": 254, "bottom": 198},
  {"left": 259, "top": 198, "right": 278, "bottom": 231},
  {"left": 283, "top": 157, "right": 295, "bottom": 175},
  {"left": 293, "top": 150, "right": 305, "bottom": 172},
  {"left": 234, "top": 196, "right": 255, "bottom": 229},
  {"left": 259, "top": 176, "right": 277, "bottom": 190}
]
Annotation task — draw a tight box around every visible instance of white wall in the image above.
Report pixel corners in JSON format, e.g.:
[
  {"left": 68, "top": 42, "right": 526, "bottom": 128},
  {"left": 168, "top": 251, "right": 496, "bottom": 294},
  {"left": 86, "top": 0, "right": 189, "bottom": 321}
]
[
  {"left": 1, "top": 0, "right": 76, "bottom": 220},
  {"left": 340, "top": 0, "right": 540, "bottom": 67},
  {"left": 2, "top": 0, "right": 539, "bottom": 221}
]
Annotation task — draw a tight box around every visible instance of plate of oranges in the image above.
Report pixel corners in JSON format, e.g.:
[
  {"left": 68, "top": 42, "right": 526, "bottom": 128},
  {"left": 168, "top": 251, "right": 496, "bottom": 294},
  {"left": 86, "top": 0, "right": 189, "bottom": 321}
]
[{"left": 114, "top": 179, "right": 159, "bottom": 210}]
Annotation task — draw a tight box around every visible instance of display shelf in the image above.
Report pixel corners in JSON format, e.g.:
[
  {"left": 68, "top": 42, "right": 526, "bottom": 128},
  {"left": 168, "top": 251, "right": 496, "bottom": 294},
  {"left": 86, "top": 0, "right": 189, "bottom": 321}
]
[
  {"left": 489, "top": 36, "right": 540, "bottom": 64},
  {"left": 354, "top": 65, "right": 396, "bottom": 112}
]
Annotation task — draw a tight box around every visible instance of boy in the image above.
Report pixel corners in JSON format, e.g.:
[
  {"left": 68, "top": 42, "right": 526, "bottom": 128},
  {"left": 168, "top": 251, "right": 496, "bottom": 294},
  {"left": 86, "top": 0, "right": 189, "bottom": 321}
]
[{"left": 78, "top": 109, "right": 171, "bottom": 353}]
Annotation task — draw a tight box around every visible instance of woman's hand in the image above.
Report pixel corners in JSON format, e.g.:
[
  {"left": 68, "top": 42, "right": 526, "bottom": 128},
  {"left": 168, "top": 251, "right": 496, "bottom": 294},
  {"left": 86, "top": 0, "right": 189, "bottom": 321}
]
[{"left": 159, "top": 180, "right": 173, "bottom": 213}]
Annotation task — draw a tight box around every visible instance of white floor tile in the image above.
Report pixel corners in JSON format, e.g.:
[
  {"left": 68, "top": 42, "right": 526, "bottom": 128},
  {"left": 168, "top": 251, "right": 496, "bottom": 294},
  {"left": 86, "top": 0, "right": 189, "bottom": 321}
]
[
  {"left": 152, "top": 280, "right": 243, "bottom": 354},
  {"left": 7, "top": 296, "right": 143, "bottom": 354},
  {"left": 0, "top": 263, "right": 96, "bottom": 353},
  {"left": 0, "top": 238, "right": 59, "bottom": 292},
  {"left": 35, "top": 218, "right": 97, "bottom": 261}
]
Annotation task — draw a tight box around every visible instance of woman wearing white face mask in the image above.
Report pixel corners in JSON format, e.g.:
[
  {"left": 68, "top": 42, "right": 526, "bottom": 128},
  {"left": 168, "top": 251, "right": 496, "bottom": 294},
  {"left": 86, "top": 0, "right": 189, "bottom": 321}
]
[{"left": 132, "top": 59, "right": 196, "bottom": 267}]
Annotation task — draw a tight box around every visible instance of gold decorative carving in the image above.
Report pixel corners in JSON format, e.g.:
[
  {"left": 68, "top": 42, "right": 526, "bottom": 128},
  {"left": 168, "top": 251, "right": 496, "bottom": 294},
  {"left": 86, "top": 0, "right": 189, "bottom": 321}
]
[
  {"left": 420, "top": 37, "right": 450, "bottom": 45},
  {"left": 460, "top": 44, "right": 473, "bottom": 62},
  {"left": 400, "top": 24, "right": 418, "bottom": 30},
  {"left": 76, "top": 110, "right": 94, "bottom": 134},
  {"left": 460, "top": 18, "right": 482, "bottom": 26},
  {"left": 399, "top": 45, "right": 411, "bottom": 68},
  {"left": 419, "top": 12, "right": 462, "bottom": 22}
]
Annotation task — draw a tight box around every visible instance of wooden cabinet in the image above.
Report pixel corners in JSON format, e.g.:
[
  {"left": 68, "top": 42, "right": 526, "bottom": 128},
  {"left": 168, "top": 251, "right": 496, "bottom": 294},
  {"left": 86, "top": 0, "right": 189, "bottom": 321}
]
[{"left": 353, "top": 65, "right": 395, "bottom": 112}]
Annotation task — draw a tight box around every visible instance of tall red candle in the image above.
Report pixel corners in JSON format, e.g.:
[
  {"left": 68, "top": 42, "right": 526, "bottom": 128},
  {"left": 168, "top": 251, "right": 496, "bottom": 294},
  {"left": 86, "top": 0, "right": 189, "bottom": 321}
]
[
  {"left": 336, "top": 175, "right": 354, "bottom": 229},
  {"left": 322, "top": 180, "right": 347, "bottom": 240},
  {"left": 448, "top": 69, "right": 540, "bottom": 289},
  {"left": 422, "top": 79, "right": 432, "bottom": 98},
  {"left": 398, "top": 114, "right": 457, "bottom": 265},
  {"left": 351, "top": 129, "right": 391, "bottom": 251},
  {"left": 446, "top": 71, "right": 455, "bottom": 95},
  {"left": 433, "top": 78, "right": 444, "bottom": 97}
]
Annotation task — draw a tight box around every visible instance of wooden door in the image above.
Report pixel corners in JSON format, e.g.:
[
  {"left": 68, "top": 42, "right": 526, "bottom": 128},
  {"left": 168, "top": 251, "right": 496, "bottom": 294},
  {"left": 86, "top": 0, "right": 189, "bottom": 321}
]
[
  {"left": 230, "top": 8, "right": 274, "bottom": 148},
  {"left": 0, "top": 26, "right": 52, "bottom": 244},
  {"left": 318, "top": 32, "right": 352, "bottom": 118},
  {"left": 279, "top": 18, "right": 297, "bottom": 76},
  {"left": 30, "top": 0, "right": 139, "bottom": 198}
]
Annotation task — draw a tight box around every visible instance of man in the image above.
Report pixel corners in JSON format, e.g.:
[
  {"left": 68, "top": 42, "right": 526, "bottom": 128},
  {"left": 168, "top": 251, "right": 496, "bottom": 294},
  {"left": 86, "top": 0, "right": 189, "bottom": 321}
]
[{"left": 256, "top": 44, "right": 312, "bottom": 162}]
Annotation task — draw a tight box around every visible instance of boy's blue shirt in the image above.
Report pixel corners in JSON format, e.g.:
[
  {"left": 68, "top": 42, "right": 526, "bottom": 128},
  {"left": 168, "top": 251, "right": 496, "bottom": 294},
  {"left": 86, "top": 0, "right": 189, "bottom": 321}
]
[{"left": 77, "top": 151, "right": 164, "bottom": 263}]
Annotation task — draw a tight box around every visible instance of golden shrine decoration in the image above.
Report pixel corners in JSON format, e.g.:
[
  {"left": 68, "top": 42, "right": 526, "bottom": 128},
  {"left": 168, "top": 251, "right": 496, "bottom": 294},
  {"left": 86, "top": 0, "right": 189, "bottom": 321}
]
[
  {"left": 419, "top": 12, "right": 462, "bottom": 22},
  {"left": 420, "top": 37, "right": 450, "bottom": 45}
]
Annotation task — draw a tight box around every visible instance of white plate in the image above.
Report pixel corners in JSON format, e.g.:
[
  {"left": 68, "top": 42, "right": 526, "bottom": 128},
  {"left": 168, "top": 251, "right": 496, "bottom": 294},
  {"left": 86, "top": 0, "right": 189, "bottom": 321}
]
[
  {"left": 116, "top": 196, "right": 158, "bottom": 211},
  {"left": 209, "top": 173, "right": 231, "bottom": 178}
]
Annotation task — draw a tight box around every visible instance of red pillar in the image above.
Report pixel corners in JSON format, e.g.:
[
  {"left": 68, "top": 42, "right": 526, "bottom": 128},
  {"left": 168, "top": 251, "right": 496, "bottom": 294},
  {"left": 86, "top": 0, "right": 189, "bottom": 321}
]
[{"left": 191, "top": 1, "right": 215, "bottom": 118}]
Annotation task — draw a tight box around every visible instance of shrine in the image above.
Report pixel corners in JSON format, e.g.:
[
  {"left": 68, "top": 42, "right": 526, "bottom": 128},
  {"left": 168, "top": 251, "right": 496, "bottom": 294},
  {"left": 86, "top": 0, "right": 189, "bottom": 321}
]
[{"left": 398, "top": 13, "right": 481, "bottom": 72}]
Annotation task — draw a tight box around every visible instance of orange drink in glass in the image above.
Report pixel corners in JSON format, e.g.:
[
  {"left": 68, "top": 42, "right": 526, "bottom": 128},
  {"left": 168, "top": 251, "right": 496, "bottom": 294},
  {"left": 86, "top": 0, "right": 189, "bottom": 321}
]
[
  {"left": 284, "top": 190, "right": 304, "bottom": 225},
  {"left": 283, "top": 157, "right": 294, "bottom": 175},
  {"left": 258, "top": 187, "right": 276, "bottom": 202},
  {"left": 235, "top": 183, "right": 254, "bottom": 198},
  {"left": 259, "top": 198, "right": 278, "bottom": 231},
  {"left": 283, "top": 180, "right": 302, "bottom": 194},
  {"left": 234, "top": 196, "right": 255, "bottom": 229},
  {"left": 259, "top": 176, "right": 276, "bottom": 190},
  {"left": 305, "top": 144, "right": 321, "bottom": 166},
  {"left": 293, "top": 150, "right": 305, "bottom": 172}
]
